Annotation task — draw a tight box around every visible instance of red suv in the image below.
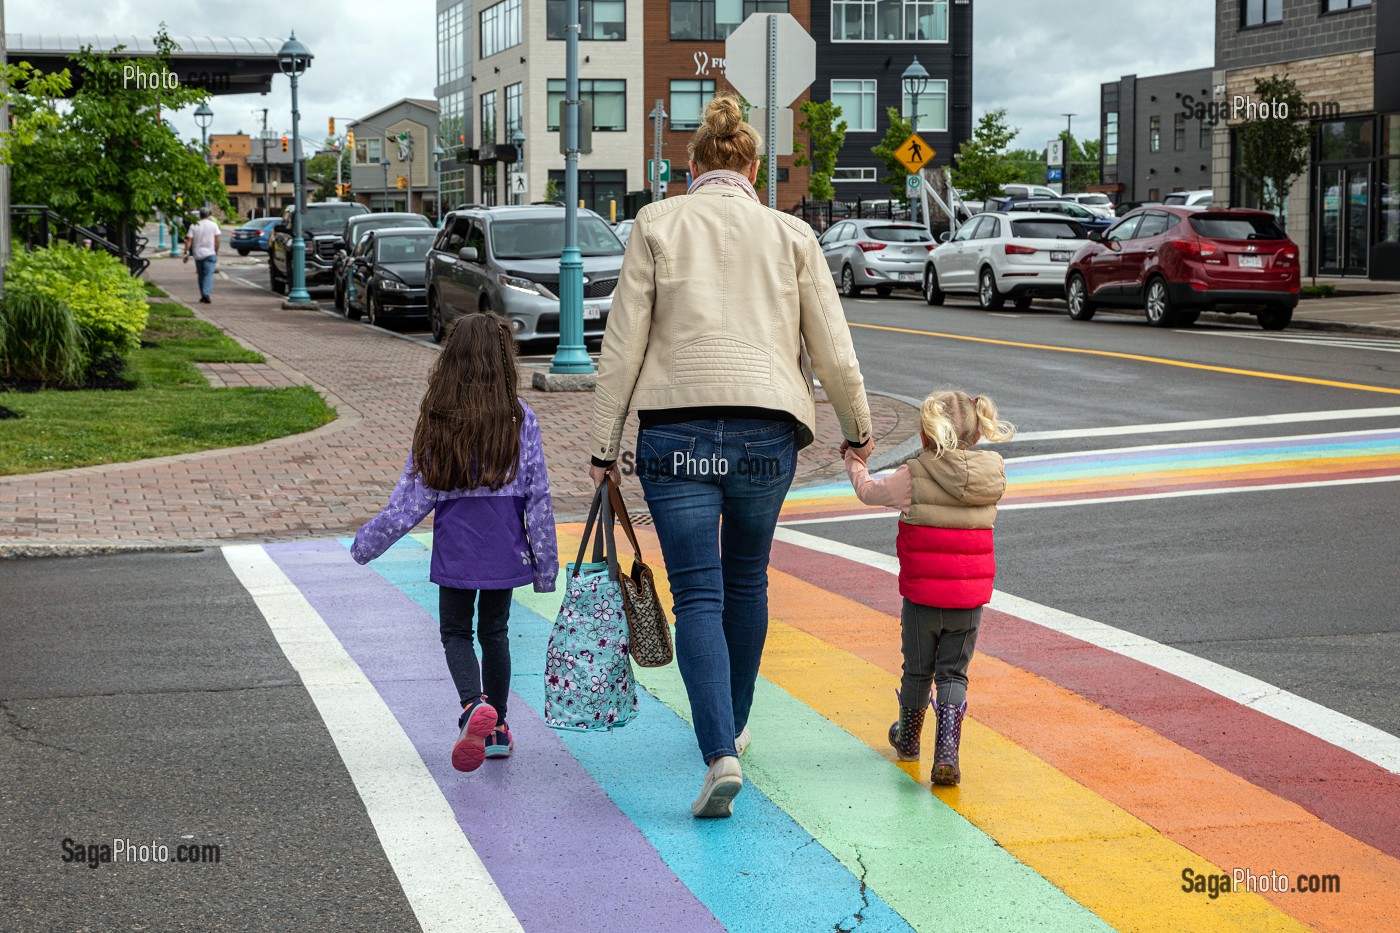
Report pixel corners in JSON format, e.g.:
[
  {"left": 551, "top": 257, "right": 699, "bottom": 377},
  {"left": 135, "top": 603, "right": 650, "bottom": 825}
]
[{"left": 1065, "top": 206, "right": 1300, "bottom": 330}]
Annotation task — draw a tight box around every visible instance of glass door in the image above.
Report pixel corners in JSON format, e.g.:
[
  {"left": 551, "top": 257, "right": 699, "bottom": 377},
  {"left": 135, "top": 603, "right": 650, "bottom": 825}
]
[{"left": 1318, "top": 163, "right": 1370, "bottom": 275}]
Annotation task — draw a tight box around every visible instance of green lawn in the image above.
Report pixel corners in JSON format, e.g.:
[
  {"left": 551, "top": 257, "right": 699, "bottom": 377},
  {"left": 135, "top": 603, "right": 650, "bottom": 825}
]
[{"left": 0, "top": 303, "right": 335, "bottom": 475}]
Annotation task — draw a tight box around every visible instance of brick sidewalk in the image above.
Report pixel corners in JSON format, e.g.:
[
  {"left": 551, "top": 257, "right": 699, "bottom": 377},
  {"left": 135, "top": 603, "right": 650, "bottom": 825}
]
[{"left": 0, "top": 247, "right": 918, "bottom": 550}]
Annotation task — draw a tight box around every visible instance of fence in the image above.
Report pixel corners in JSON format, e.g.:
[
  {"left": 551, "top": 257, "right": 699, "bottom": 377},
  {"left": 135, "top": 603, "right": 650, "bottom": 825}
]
[{"left": 9, "top": 206, "right": 150, "bottom": 278}]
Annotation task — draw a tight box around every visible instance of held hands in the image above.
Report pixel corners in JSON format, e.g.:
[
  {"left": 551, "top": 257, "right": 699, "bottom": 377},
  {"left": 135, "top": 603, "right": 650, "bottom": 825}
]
[{"left": 841, "top": 439, "right": 874, "bottom": 464}]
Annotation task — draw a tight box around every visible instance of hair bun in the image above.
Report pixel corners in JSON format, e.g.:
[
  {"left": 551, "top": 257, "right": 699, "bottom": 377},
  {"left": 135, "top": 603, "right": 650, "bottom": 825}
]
[{"left": 702, "top": 95, "right": 744, "bottom": 137}]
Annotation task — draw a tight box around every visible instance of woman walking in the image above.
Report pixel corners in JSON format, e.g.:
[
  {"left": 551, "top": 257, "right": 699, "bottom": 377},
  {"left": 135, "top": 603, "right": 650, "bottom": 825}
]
[{"left": 589, "top": 95, "right": 873, "bottom": 818}]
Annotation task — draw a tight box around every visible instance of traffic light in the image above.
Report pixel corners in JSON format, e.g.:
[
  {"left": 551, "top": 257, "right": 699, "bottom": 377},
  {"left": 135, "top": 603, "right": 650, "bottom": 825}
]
[
  {"left": 281, "top": 135, "right": 288, "bottom": 153},
  {"left": 328, "top": 117, "right": 335, "bottom": 135},
  {"left": 346, "top": 130, "right": 355, "bottom": 150}
]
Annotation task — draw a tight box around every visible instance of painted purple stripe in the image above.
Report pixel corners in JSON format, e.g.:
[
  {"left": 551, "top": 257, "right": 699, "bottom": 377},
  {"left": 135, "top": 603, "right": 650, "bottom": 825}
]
[
  {"left": 265, "top": 539, "right": 722, "bottom": 933},
  {"left": 1009, "top": 429, "right": 1400, "bottom": 471}
]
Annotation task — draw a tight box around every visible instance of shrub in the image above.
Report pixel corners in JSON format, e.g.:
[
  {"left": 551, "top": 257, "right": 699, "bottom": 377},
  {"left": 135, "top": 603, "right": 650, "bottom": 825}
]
[
  {"left": 7, "top": 242, "right": 148, "bottom": 362},
  {"left": 0, "top": 286, "right": 87, "bottom": 386}
]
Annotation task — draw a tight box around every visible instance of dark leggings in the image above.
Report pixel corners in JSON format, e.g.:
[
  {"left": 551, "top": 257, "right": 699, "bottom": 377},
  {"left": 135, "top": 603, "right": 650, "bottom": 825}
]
[
  {"left": 899, "top": 598, "right": 983, "bottom": 707},
  {"left": 439, "top": 587, "right": 513, "bottom": 723}
]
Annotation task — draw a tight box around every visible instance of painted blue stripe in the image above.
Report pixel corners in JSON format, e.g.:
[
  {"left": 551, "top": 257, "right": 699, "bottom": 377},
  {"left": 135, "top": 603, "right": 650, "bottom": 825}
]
[
  {"left": 1008, "top": 442, "right": 1400, "bottom": 482},
  {"left": 366, "top": 537, "right": 917, "bottom": 933}
]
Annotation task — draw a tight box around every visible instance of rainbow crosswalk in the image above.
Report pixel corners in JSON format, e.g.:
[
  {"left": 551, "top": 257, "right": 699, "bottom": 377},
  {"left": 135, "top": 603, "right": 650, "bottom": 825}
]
[{"left": 225, "top": 465, "right": 1400, "bottom": 932}]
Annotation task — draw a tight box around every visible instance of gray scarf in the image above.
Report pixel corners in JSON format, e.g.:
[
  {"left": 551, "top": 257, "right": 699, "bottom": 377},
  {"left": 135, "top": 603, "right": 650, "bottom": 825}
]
[{"left": 687, "top": 169, "right": 760, "bottom": 203}]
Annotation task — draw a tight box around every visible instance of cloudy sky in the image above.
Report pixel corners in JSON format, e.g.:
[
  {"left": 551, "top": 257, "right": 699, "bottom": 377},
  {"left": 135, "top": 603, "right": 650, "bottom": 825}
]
[{"left": 9, "top": 0, "right": 1216, "bottom": 155}]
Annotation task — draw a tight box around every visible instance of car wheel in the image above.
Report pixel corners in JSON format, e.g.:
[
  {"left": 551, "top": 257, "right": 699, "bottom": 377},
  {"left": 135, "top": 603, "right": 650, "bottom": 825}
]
[
  {"left": 1066, "top": 274, "right": 1096, "bottom": 321},
  {"left": 334, "top": 280, "right": 345, "bottom": 313},
  {"left": 875, "top": 285, "right": 893, "bottom": 298},
  {"left": 978, "top": 268, "right": 1005, "bottom": 311},
  {"left": 429, "top": 291, "right": 446, "bottom": 344},
  {"left": 269, "top": 264, "right": 286, "bottom": 295},
  {"left": 1257, "top": 306, "right": 1293, "bottom": 331},
  {"left": 1177, "top": 310, "right": 1201, "bottom": 326},
  {"left": 1014, "top": 296, "right": 1033, "bottom": 311},
  {"left": 366, "top": 291, "right": 381, "bottom": 327},
  {"left": 1144, "top": 277, "right": 1179, "bottom": 327},
  {"left": 923, "top": 266, "right": 945, "bottom": 306},
  {"left": 841, "top": 265, "right": 862, "bottom": 297},
  {"left": 237, "top": 249, "right": 250, "bottom": 256}
]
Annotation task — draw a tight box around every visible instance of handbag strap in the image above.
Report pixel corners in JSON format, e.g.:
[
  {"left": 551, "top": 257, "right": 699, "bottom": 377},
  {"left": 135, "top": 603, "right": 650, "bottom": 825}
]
[
  {"left": 572, "top": 482, "right": 620, "bottom": 580},
  {"left": 608, "top": 483, "right": 646, "bottom": 564},
  {"left": 571, "top": 484, "right": 605, "bottom": 576}
]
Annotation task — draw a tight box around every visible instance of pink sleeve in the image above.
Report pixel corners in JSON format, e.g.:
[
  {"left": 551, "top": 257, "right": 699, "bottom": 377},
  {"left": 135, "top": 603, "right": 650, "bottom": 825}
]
[{"left": 844, "top": 457, "right": 912, "bottom": 511}]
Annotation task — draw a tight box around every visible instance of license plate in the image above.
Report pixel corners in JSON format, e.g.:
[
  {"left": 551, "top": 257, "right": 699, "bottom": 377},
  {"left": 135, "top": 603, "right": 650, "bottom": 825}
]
[
  {"left": 1238, "top": 255, "right": 1263, "bottom": 268},
  {"left": 1051, "top": 250, "right": 1072, "bottom": 262},
  {"left": 898, "top": 272, "right": 919, "bottom": 282},
  {"left": 582, "top": 306, "right": 601, "bottom": 320}
]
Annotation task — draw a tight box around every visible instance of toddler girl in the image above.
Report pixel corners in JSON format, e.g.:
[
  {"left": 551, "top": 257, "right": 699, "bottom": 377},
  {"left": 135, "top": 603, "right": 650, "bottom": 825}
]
[
  {"left": 843, "top": 390, "right": 1014, "bottom": 785},
  {"left": 352, "top": 313, "right": 557, "bottom": 772}
]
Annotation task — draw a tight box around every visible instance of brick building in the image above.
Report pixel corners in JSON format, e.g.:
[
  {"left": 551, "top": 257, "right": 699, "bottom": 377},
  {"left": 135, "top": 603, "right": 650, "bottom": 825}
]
[{"left": 211, "top": 133, "right": 296, "bottom": 219}]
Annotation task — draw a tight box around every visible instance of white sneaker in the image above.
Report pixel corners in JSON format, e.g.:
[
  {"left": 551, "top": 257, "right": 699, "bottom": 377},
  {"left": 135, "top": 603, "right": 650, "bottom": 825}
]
[
  {"left": 734, "top": 726, "right": 751, "bottom": 758},
  {"left": 691, "top": 756, "right": 743, "bottom": 818}
]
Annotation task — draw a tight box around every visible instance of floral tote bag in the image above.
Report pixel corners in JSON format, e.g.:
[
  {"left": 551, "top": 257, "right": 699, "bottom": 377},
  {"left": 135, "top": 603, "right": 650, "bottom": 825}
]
[{"left": 543, "top": 485, "right": 639, "bottom": 731}]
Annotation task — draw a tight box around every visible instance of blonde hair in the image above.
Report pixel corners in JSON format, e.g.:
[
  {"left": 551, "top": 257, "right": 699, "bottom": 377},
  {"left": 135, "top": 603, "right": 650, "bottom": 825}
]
[
  {"left": 919, "top": 390, "right": 1016, "bottom": 458},
  {"left": 687, "top": 94, "right": 761, "bottom": 174}
]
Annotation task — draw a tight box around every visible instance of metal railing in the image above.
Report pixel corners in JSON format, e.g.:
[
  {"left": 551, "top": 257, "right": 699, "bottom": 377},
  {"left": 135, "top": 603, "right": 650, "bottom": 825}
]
[{"left": 9, "top": 205, "right": 150, "bottom": 278}]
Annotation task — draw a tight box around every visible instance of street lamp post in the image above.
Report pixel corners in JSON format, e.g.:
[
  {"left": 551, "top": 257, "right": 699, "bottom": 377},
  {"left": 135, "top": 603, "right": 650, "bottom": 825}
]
[
  {"left": 547, "top": 0, "right": 593, "bottom": 376},
  {"left": 511, "top": 128, "right": 525, "bottom": 205},
  {"left": 1062, "top": 113, "right": 1077, "bottom": 195},
  {"left": 380, "top": 159, "right": 390, "bottom": 211},
  {"left": 194, "top": 102, "right": 214, "bottom": 209},
  {"left": 434, "top": 145, "right": 446, "bottom": 222},
  {"left": 278, "top": 32, "right": 315, "bottom": 307},
  {"left": 902, "top": 57, "right": 929, "bottom": 225}
]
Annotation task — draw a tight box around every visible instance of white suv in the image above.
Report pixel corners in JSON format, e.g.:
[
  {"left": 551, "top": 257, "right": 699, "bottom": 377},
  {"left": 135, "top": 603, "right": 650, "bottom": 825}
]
[
  {"left": 1002, "top": 183, "right": 1061, "bottom": 200},
  {"left": 1162, "top": 190, "right": 1215, "bottom": 209},
  {"left": 1063, "top": 192, "right": 1116, "bottom": 218},
  {"left": 923, "top": 211, "right": 1092, "bottom": 311}
]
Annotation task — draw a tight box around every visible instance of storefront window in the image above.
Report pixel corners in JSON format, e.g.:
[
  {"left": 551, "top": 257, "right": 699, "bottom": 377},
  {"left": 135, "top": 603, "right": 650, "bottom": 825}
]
[
  {"left": 1383, "top": 159, "right": 1400, "bottom": 245},
  {"left": 1384, "top": 114, "right": 1400, "bottom": 157},
  {"left": 1319, "top": 118, "right": 1374, "bottom": 161}
]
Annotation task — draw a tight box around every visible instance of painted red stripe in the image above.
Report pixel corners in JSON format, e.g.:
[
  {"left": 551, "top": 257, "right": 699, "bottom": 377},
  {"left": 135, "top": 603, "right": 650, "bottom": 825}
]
[{"left": 768, "top": 538, "right": 1400, "bottom": 861}]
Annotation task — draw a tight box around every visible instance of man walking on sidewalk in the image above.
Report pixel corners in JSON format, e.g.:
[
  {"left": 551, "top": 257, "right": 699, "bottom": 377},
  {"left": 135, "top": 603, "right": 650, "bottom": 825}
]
[{"left": 184, "top": 208, "right": 221, "bottom": 304}]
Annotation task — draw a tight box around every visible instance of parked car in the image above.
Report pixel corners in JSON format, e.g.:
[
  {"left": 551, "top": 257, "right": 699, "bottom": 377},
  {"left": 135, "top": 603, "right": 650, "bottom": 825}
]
[
  {"left": 923, "top": 211, "right": 1089, "bottom": 310},
  {"left": 1116, "top": 199, "right": 1163, "bottom": 217},
  {"left": 344, "top": 228, "right": 437, "bottom": 327},
  {"left": 999, "top": 198, "right": 1116, "bottom": 235},
  {"left": 268, "top": 201, "right": 369, "bottom": 294},
  {"left": 1062, "top": 193, "right": 1116, "bottom": 218},
  {"left": 1064, "top": 207, "right": 1299, "bottom": 330},
  {"left": 1162, "top": 190, "right": 1215, "bottom": 209},
  {"left": 613, "top": 219, "right": 635, "bottom": 245},
  {"left": 230, "top": 217, "right": 279, "bottom": 255},
  {"left": 1002, "top": 183, "right": 1062, "bottom": 200},
  {"left": 425, "top": 204, "right": 625, "bottom": 343},
  {"left": 333, "top": 212, "right": 434, "bottom": 314},
  {"left": 820, "top": 219, "right": 934, "bottom": 297}
]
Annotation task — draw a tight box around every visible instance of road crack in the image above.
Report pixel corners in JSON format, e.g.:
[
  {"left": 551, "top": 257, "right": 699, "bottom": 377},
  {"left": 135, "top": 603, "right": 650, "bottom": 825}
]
[
  {"left": 834, "top": 849, "right": 871, "bottom": 932},
  {"left": 0, "top": 701, "right": 80, "bottom": 755}
]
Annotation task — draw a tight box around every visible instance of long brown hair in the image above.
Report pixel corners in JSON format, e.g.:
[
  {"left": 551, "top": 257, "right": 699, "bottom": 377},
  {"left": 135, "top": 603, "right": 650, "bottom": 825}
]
[{"left": 411, "top": 313, "right": 524, "bottom": 491}]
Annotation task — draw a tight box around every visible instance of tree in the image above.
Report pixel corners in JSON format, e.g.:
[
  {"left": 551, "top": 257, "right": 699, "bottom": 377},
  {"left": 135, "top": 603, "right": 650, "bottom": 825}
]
[
  {"left": 870, "top": 107, "right": 916, "bottom": 199},
  {"left": 949, "top": 108, "right": 1021, "bottom": 202},
  {"left": 3, "top": 27, "right": 230, "bottom": 256},
  {"left": 793, "top": 99, "right": 846, "bottom": 202},
  {"left": 1003, "top": 147, "right": 1047, "bottom": 185},
  {"left": 306, "top": 137, "right": 352, "bottom": 202},
  {"left": 1235, "top": 74, "right": 1311, "bottom": 217}
]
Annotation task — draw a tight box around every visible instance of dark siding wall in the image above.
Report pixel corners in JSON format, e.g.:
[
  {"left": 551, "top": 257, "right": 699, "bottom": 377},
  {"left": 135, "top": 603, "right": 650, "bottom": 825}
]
[
  {"left": 810, "top": 0, "right": 974, "bottom": 202},
  {"left": 1377, "top": 0, "right": 1400, "bottom": 113},
  {"left": 1217, "top": 0, "right": 1376, "bottom": 71}
]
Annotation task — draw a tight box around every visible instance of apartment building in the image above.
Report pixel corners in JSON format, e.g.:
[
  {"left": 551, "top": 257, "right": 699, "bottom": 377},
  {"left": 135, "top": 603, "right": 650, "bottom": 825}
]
[
  {"left": 1212, "top": 0, "right": 1399, "bottom": 279},
  {"left": 1099, "top": 68, "right": 1216, "bottom": 204},
  {"left": 348, "top": 99, "right": 441, "bottom": 215}
]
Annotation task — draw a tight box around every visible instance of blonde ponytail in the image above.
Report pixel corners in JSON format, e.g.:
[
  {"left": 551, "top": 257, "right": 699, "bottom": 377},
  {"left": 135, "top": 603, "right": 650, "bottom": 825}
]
[
  {"left": 919, "top": 390, "right": 1015, "bottom": 457},
  {"left": 973, "top": 395, "right": 1017, "bottom": 443}
]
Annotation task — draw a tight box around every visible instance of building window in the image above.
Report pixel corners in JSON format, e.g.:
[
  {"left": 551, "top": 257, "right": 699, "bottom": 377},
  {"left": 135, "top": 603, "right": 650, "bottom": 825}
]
[
  {"left": 546, "top": 169, "right": 628, "bottom": 212},
  {"left": 1199, "top": 114, "right": 1212, "bottom": 149},
  {"left": 440, "top": 91, "right": 467, "bottom": 148},
  {"left": 505, "top": 83, "right": 522, "bottom": 136},
  {"left": 1174, "top": 113, "right": 1186, "bottom": 151},
  {"left": 481, "top": 90, "right": 497, "bottom": 146},
  {"left": 1318, "top": 117, "right": 1374, "bottom": 161},
  {"left": 1325, "top": 0, "right": 1370, "bottom": 11},
  {"left": 437, "top": 3, "right": 464, "bottom": 84},
  {"left": 1104, "top": 111, "right": 1118, "bottom": 170},
  {"left": 482, "top": 164, "right": 498, "bottom": 206},
  {"left": 902, "top": 79, "right": 947, "bottom": 132},
  {"left": 547, "top": 79, "right": 627, "bottom": 132},
  {"left": 1243, "top": 0, "right": 1282, "bottom": 26},
  {"left": 833, "top": 0, "right": 949, "bottom": 42},
  {"left": 357, "top": 137, "right": 382, "bottom": 165},
  {"left": 833, "top": 166, "right": 878, "bottom": 181},
  {"left": 831, "top": 79, "right": 877, "bottom": 132},
  {"left": 481, "top": 0, "right": 521, "bottom": 58},
  {"left": 223, "top": 164, "right": 238, "bottom": 186},
  {"left": 671, "top": 1, "right": 789, "bottom": 41},
  {"left": 670, "top": 79, "right": 716, "bottom": 131},
  {"left": 1149, "top": 115, "right": 1161, "bottom": 153},
  {"left": 548, "top": 1, "right": 627, "bottom": 39}
]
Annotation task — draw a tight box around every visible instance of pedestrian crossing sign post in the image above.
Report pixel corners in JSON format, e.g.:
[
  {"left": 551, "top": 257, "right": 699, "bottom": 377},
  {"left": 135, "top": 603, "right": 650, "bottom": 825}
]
[
  {"left": 894, "top": 133, "right": 934, "bottom": 174},
  {"left": 906, "top": 174, "right": 922, "bottom": 193},
  {"left": 509, "top": 173, "right": 529, "bottom": 197}
]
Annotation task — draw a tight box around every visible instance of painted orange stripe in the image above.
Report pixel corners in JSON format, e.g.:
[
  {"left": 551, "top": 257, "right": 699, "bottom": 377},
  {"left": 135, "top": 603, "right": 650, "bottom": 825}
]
[{"left": 756, "top": 559, "right": 1400, "bottom": 932}]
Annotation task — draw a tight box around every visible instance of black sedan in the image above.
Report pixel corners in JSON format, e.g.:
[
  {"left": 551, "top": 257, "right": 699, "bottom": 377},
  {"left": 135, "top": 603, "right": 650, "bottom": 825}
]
[
  {"left": 346, "top": 229, "right": 437, "bottom": 326},
  {"left": 334, "top": 212, "right": 434, "bottom": 313}
]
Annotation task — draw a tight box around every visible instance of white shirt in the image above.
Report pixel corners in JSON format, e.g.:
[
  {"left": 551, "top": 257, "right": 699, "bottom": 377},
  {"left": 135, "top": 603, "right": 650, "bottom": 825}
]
[{"left": 188, "top": 218, "right": 220, "bottom": 260}]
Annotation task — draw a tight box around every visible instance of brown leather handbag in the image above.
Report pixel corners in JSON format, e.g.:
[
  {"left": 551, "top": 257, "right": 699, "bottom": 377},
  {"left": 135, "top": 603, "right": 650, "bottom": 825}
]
[{"left": 608, "top": 484, "right": 674, "bottom": 668}]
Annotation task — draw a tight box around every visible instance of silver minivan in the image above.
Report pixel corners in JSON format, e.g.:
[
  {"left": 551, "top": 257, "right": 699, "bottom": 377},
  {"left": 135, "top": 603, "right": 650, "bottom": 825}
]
[{"left": 425, "top": 205, "right": 625, "bottom": 343}]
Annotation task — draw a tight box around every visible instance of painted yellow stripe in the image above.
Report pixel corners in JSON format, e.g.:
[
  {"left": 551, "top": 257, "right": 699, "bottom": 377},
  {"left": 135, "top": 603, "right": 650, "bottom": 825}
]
[
  {"left": 849, "top": 321, "right": 1400, "bottom": 396},
  {"left": 554, "top": 525, "right": 1308, "bottom": 932}
]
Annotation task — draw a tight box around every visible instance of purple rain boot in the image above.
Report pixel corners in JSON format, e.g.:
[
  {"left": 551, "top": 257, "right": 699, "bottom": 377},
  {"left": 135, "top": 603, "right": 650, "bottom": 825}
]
[
  {"left": 931, "top": 698, "right": 968, "bottom": 786},
  {"left": 887, "top": 690, "right": 927, "bottom": 762}
]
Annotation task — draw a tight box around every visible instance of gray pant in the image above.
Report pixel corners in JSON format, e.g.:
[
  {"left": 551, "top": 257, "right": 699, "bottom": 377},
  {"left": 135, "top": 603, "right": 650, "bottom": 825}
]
[{"left": 900, "top": 599, "right": 982, "bottom": 707}]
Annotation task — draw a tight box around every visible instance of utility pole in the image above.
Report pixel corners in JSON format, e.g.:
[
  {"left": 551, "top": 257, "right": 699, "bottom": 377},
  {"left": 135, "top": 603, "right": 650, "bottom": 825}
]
[
  {"left": 260, "top": 108, "right": 271, "bottom": 216},
  {"left": 406, "top": 133, "right": 414, "bottom": 213},
  {"left": 1062, "top": 113, "right": 1076, "bottom": 195},
  {"left": 765, "top": 14, "right": 777, "bottom": 209},
  {"left": 1, "top": 0, "right": 11, "bottom": 297}
]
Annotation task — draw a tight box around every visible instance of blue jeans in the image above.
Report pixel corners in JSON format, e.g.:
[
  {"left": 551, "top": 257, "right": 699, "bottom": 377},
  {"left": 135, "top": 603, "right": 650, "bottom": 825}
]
[
  {"left": 637, "top": 418, "right": 797, "bottom": 763},
  {"left": 194, "top": 255, "right": 217, "bottom": 297}
]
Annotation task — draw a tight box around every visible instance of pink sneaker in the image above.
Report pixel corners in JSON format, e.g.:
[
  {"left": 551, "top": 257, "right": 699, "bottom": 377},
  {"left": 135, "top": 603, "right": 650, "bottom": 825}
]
[{"left": 451, "top": 700, "right": 498, "bottom": 772}]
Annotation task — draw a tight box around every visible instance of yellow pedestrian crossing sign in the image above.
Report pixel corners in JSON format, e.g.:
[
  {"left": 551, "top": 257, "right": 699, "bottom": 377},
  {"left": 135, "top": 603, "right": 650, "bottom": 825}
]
[{"left": 894, "top": 133, "right": 935, "bottom": 173}]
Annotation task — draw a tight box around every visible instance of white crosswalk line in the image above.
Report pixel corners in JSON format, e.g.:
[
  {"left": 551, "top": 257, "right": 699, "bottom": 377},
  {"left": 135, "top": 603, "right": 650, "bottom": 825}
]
[{"left": 1191, "top": 330, "right": 1400, "bottom": 353}]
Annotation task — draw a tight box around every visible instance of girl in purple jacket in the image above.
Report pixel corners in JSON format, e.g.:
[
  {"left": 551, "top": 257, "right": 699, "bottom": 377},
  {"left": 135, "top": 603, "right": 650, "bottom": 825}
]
[{"left": 352, "top": 314, "right": 558, "bottom": 773}]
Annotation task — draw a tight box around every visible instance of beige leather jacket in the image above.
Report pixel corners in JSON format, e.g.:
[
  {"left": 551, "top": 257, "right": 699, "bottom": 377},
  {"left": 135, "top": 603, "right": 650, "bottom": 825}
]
[{"left": 590, "top": 186, "right": 872, "bottom": 461}]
